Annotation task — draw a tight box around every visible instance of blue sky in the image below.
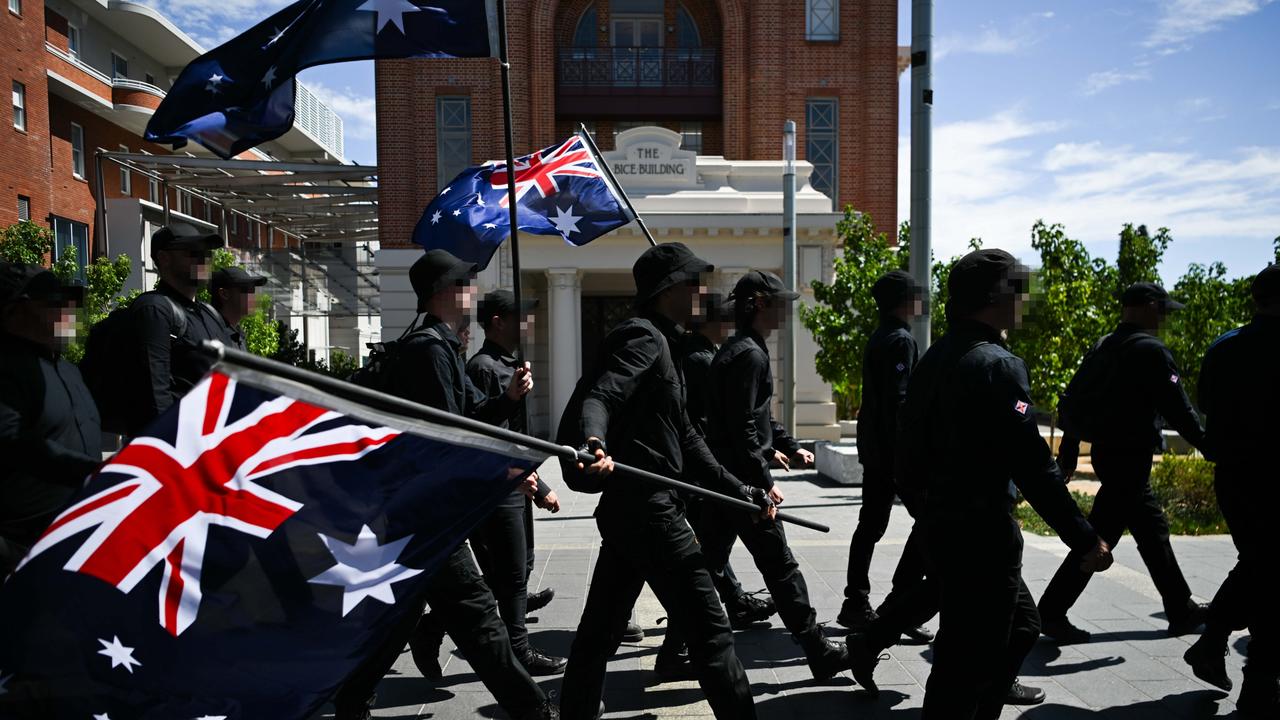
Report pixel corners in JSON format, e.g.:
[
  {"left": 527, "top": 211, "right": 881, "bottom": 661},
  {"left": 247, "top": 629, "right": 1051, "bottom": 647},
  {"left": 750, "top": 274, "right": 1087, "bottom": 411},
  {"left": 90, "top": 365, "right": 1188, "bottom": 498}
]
[{"left": 146, "top": 0, "right": 1278, "bottom": 279}]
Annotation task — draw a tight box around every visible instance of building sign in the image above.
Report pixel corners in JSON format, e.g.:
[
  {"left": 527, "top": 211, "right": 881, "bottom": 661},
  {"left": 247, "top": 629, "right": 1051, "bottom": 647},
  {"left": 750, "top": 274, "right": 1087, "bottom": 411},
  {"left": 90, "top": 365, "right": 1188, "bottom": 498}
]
[{"left": 603, "top": 126, "right": 699, "bottom": 190}]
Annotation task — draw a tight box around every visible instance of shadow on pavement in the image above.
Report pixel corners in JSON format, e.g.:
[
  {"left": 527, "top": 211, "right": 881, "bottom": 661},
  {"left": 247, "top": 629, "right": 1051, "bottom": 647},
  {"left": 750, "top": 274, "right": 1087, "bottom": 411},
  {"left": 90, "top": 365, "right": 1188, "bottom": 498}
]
[{"left": 1022, "top": 691, "right": 1229, "bottom": 718}]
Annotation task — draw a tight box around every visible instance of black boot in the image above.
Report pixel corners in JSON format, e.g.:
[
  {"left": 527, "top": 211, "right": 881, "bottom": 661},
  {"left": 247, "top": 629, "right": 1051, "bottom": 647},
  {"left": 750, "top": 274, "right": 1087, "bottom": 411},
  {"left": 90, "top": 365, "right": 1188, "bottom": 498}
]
[
  {"left": 333, "top": 693, "right": 375, "bottom": 720},
  {"left": 900, "top": 625, "right": 934, "bottom": 644},
  {"left": 409, "top": 623, "right": 445, "bottom": 680},
  {"left": 520, "top": 647, "right": 568, "bottom": 676},
  {"left": 654, "top": 646, "right": 696, "bottom": 682},
  {"left": 846, "top": 631, "right": 882, "bottom": 697},
  {"left": 802, "top": 632, "right": 849, "bottom": 681},
  {"left": 516, "top": 699, "right": 561, "bottom": 720},
  {"left": 621, "top": 621, "right": 645, "bottom": 643},
  {"left": 1183, "top": 634, "right": 1232, "bottom": 691},
  {"left": 1041, "top": 616, "right": 1091, "bottom": 644},
  {"left": 1237, "top": 668, "right": 1280, "bottom": 718},
  {"left": 836, "top": 601, "right": 877, "bottom": 632},
  {"left": 1168, "top": 601, "right": 1210, "bottom": 637},
  {"left": 1005, "top": 679, "right": 1046, "bottom": 705},
  {"left": 726, "top": 590, "right": 777, "bottom": 630},
  {"left": 527, "top": 587, "right": 556, "bottom": 614}
]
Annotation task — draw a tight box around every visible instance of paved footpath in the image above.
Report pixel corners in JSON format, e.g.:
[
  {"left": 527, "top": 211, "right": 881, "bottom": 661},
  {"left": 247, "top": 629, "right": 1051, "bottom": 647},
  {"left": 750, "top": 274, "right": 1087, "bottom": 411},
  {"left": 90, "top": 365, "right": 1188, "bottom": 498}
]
[{"left": 328, "top": 462, "right": 1246, "bottom": 719}]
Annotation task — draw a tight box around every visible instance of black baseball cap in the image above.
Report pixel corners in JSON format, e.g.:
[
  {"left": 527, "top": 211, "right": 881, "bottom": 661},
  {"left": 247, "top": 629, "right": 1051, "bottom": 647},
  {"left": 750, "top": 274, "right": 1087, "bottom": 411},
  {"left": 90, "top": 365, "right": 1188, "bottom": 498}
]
[
  {"left": 702, "top": 293, "right": 733, "bottom": 322},
  {"left": 1121, "top": 282, "right": 1185, "bottom": 312},
  {"left": 410, "top": 249, "right": 479, "bottom": 311},
  {"left": 211, "top": 266, "right": 268, "bottom": 294},
  {"left": 479, "top": 289, "right": 538, "bottom": 324},
  {"left": 872, "top": 270, "right": 921, "bottom": 312},
  {"left": 1252, "top": 264, "right": 1280, "bottom": 304},
  {"left": 633, "top": 242, "right": 713, "bottom": 306},
  {"left": 948, "top": 248, "right": 1030, "bottom": 315},
  {"left": 150, "top": 223, "right": 223, "bottom": 257},
  {"left": 728, "top": 270, "right": 800, "bottom": 303},
  {"left": 0, "top": 262, "right": 84, "bottom": 307}
]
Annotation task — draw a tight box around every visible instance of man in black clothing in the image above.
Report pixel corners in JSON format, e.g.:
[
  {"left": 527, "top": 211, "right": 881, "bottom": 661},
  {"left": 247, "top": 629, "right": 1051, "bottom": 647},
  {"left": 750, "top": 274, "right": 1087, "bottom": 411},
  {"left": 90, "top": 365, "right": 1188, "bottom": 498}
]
[
  {"left": 467, "top": 289, "right": 566, "bottom": 676},
  {"left": 866, "top": 249, "right": 1111, "bottom": 719},
  {"left": 557, "top": 243, "right": 767, "bottom": 720},
  {"left": 1040, "top": 282, "right": 1209, "bottom": 643},
  {"left": 209, "top": 266, "right": 267, "bottom": 351},
  {"left": 130, "top": 224, "right": 227, "bottom": 434},
  {"left": 0, "top": 264, "right": 100, "bottom": 576},
  {"left": 334, "top": 249, "right": 555, "bottom": 720},
  {"left": 700, "top": 270, "right": 848, "bottom": 683},
  {"left": 1182, "top": 264, "right": 1280, "bottom": 717},
  {"left": 838, "top": 270, "right": 933, "bottom": 646}
]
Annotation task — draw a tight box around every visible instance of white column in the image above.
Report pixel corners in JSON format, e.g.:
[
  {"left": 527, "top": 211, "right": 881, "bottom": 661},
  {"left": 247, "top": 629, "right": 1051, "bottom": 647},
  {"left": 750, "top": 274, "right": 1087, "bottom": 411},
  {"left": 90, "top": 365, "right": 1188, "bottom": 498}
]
[{"left": 547, "top": 268, "right": 582, "bottom": 434}]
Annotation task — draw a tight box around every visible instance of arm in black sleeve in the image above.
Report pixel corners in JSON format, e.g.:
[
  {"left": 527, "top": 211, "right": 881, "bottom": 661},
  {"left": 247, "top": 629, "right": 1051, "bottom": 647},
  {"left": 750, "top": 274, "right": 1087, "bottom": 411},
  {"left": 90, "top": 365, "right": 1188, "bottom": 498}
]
[
  {"left": 1056, "top": 434, "right": 1081, "bottom": 478},
  {"left": 878, "top": 334, "right": 915, "bottom": 457},
  {"left": 578, "top": 325, "right": 660, "bottom": 447},
  {"left": 1147, "top": 345, "right": 1205, "bottom": 448},
  {"left": 0, "top": 389, "right": 98, "bottom": 487},
  {"left": 995, "top": 357, "right": 1098, "bottom": 552},
  {"left": 134, "top": 301, "right": 178, "bottom": 419},
  {"left": 466, "top": 370, "right": 518, "bottom": 425},
  {"left": 770, "top": 418, "right": 801, "bottom": 456},
  {"left": 680, "top": 408, "right": 751, "bottom": 499},
  {"left": 725, "top": 351, "right": 773, "bottom": 490},
  {"left": 390, "top": 340, "right": 459, "bottom": 414}
]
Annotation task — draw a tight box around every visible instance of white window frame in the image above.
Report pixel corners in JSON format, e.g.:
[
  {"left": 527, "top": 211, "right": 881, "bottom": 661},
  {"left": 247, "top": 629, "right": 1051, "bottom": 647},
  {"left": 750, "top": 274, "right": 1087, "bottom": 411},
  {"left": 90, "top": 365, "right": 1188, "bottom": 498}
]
[
  {"left": 17, "top": 195, "right": 30, "bottom": 222},
  {"left": 806, "top": 0, "right": 839, "bottom": 42},
  {"left": 111, "top": 52, "right": 128, "bottom": 80},
  {"left": 67, "top": 23, "right": 81, "bottom": 59},
  {"left": 70, "top": 122, "right": 85, "bottom": 178},
  {"left": 7, "top": 0, "right": 20, "bottom": 17},
  {"left": 118, "top": 145, "right": 131, "bottom": 195},
  {"left": 12, "top": 81, "right": 25, "bottom": 131}
]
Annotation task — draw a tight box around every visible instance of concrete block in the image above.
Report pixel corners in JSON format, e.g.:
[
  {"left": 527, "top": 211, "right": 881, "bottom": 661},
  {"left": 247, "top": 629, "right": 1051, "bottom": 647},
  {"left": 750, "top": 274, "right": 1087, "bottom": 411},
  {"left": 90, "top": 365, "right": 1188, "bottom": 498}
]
[
  {"left": 816, "top": 441, "right": 862, "bottom": 485},
  {"left": 839, "top": 419, "right": 857, "bottom": 438}
]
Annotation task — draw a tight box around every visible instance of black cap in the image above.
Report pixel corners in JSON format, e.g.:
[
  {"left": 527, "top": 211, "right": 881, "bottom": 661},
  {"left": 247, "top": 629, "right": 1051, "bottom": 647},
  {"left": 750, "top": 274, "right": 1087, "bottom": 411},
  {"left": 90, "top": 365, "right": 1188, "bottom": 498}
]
[
  {"left": 211, "top": 266, "right": 268, "bottom": 294},
  {"left": 703, "top": 293, "right": 733, "bottom": 322},
  {"left": 410, "top": 249, "right": 480, "bottom": 311},
  {"left": 0, "top": 262, "right": 83, "bottom": 307},
  {"left": 1121, "top": 281, "right": 1185, "bottom": 312},
  {"left": 872, "top": 270, "right": 921, "bottom": 312},
  {"left": 948, "top": 248, "right": 1030, "bottom": 315},
  {"left": 1252, "top": 264, "right": 1280, "bottom": 304},
  {"left": 632, "top": 242, "right": 713, "bottom": 306},
  {"left": 479, "top": 289, "right": 538, "bottom": 325},
  {"left": 728, "top": 270, "right": 800, "bottom": 303},
  {"left": 150, "top": 223, "right": 223, "bottom": 257}
]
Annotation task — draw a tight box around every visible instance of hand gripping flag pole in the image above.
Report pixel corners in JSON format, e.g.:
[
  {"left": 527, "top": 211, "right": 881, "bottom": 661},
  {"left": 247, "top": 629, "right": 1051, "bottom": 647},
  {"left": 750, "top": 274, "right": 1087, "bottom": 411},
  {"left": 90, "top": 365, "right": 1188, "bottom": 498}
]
[
  {"left": 202, "top": 342, "right": 830, "bottom": 534},
  {"left": 577, "top": 122, "right": 658, "bottom": 248}
]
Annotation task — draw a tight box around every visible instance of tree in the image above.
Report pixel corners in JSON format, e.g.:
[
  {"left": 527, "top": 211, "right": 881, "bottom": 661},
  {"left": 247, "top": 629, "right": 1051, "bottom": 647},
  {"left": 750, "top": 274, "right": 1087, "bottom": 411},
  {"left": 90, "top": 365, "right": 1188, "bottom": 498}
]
[
  {"left": 1165, "top": 261, "right": 1254, "bottom": 403},
  {"left": 241, "top": 294, "right": 280, "bottom": 357},
  {"left": 1115, "top": 224, "right": 1170, "bottom": 297},
  {"left": 0, "top": 221, "right": 54, "bottom": 266},
  {"left": 799, "top": 210, "right": 908, "bottom": 414}
]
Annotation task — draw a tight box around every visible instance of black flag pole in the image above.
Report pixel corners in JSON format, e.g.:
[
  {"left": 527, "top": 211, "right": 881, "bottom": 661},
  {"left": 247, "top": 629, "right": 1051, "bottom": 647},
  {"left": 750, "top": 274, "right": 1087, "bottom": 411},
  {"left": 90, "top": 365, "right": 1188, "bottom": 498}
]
[
  {"left": 495, "top": 0, "right": 526, "bottom": 352},
  {"left": 577, "top": 122, "right": 658, "bottom": 248},
  {"left": 202, "top": 342, "right": 830, "bottom": 533}
]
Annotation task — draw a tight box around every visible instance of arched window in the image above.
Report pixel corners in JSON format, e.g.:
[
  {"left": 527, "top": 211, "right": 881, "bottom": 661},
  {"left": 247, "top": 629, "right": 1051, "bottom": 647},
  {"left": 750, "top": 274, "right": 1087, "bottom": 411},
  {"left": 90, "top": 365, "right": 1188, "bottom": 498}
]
[
  {"left": 676, "top": 4, "right": 701, "bottom": 48},
  {"left": 573, "top": 4, "right": 598, "bottom": 47}
]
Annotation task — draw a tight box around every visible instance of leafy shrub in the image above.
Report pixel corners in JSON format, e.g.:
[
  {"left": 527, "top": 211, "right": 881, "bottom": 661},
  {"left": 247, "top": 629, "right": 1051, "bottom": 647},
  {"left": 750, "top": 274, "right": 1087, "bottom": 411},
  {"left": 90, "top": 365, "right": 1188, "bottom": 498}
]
[{"left": 1016, "top": 490, "right": 1095, "bottom": 536}]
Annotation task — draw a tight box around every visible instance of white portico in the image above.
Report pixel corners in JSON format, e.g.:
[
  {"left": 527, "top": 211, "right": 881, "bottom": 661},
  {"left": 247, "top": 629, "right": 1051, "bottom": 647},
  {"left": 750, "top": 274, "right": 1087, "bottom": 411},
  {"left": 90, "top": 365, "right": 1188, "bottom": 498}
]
[{"left": 377, "top": 127, "right": 842, "bottom": 441}]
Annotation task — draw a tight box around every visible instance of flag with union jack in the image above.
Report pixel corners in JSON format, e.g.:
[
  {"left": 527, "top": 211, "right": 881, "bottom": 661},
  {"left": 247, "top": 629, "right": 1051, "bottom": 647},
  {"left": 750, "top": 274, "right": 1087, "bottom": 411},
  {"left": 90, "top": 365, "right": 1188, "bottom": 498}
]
[
  {"left": 412, "top": 132, "right": 636, "bottom": 268},
  {"left": 0, "top": 365, "right": 545, "bottom": 719}
]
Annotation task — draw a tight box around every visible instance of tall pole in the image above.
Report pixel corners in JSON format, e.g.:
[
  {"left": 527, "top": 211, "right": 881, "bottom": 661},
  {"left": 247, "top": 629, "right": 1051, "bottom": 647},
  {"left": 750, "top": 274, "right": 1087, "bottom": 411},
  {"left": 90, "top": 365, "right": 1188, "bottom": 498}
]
[
  {"left": 909, "top": 0, "right": 933, "bottom": 349},
  {"left": 781, "top": 120, "right": 797, "bottom": 437},
  {"left": 496, "top": 0, "right": 525, "bottom": 358}
]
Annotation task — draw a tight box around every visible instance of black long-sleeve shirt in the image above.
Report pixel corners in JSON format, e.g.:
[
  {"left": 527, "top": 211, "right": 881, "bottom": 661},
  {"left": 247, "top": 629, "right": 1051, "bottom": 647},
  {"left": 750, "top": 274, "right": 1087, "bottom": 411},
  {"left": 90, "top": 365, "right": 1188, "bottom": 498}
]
[
  {"left": 0, "top": 332, "right": 102, "bottom": 548},
  {"left": 132, "top": 283, "right": 225, "bottom": 428},
  {"left": 466, "top": 337, "right": 551, "bottom": 500},
  {"left": 896, "top": 319, "right": 1097, "bottom": 553},
  {"left": 1199, "top": 315, "right": 1280, "bottom": 467},
  {"left": 679, "top": 331, "right": 717, "bottom": 438},
  {"left": 556, "top": 312, "right": 749, "bottom": 527},
  {"left": 705, "top": 330, "right": 801, "bottom": 491},
  {"left": 856, "top": 316, "right": 917, "bottom": 472},
  {"left": 386, "top": 315, "right": 515, "bottom": 424}
]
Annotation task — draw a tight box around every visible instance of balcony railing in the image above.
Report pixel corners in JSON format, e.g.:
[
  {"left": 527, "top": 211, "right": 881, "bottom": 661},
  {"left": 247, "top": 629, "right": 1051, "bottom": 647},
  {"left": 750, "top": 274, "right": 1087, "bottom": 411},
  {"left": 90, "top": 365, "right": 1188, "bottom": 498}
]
[
  {"left": 557, "top": 47, "right": 721, "bottom": 118},
  {"left": 112, "top": 77, "right": 166, "bottom": 98}
]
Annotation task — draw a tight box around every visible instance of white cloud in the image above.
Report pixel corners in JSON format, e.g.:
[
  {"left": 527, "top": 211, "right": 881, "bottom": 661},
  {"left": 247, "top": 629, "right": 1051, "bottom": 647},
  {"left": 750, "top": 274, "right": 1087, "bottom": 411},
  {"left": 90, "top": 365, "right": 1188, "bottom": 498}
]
[
  {"left": 899, "top": 111, "right": 1280, "bottom": 270},
  {"left": 935, "top": 12, "right": 1054, "bottom": 61},
  {"left": 1081, "top": 68, "right": 1151, "bottom": 96},
  {"left": 138, "top": 0, "right": 293, "bottom": 49},
  {"left": 1145, "top": 0, "right": 1275, "bottom": 50},
  {"left": 306, "top": 83, "right": 377, "bottom": 141}
]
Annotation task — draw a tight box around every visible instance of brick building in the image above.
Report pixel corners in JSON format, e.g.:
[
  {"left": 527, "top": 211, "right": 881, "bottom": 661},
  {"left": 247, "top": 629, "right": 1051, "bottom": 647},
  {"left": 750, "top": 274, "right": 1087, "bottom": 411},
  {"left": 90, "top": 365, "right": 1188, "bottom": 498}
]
[{"left": 374, "top": 0, "right": 905, "bottom": 440}]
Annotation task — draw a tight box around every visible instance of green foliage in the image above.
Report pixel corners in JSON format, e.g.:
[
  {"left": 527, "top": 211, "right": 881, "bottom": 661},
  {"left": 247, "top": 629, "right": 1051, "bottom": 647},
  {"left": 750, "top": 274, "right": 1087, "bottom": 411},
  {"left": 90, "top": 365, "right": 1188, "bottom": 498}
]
[
  {"left": 1115, "top": 224, "right": 1170, "bottom": 297},
  {"left": 799, "top": 209, "right": 909, "bottom": 407},
  {"left": 0, "top": 221, "right": 54, "bottom": 266},
  {"left": 269, "top": 320, "right": 357, "bottom": 377},
  {"left": 84, "top": 253, "right": 135, "bottom": 324},
  {"left": 271, "top": 320, "right": 307, "bottom": 367},
  {"left": 324, "top": 350, "right": 361, "bottom": 379},
  {"left": 1164, "top": 262, "right": 1254, "bottom": 403},
  {"left": 1015, "top": 491, "right": 1096, "bottom": 536},
  {"left": 241, "top": 293, "right": 279, "bottom": 357},
  {"left": 1150, "top": 455, "right": 1228, "bottom": 535},
  {"left": 197, "top": 248, "right": 238, "bottom": 305}
]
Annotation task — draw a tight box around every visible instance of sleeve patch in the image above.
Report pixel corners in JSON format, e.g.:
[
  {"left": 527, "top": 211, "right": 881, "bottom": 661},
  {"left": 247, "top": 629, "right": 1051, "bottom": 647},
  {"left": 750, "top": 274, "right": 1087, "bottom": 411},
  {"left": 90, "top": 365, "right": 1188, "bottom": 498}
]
[
  {"left": 1170, "top": 373, "right": 1180, "bottom": 384},
  {"left": 895, "top": 362, "right": 907, "bottom": 372},
  {"left": 1014, "top": 400, "right": 1030, "bottom": 416}
]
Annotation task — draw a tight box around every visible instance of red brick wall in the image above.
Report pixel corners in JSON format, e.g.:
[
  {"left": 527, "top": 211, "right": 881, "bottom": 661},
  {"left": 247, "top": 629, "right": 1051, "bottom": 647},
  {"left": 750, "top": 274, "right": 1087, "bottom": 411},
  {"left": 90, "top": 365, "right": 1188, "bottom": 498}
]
[
  {"left": 1, "top": 0, "right": 54, "bottom": 230},
  {"left": 377, "top": 0, "right": 899, "bottom": 248}
]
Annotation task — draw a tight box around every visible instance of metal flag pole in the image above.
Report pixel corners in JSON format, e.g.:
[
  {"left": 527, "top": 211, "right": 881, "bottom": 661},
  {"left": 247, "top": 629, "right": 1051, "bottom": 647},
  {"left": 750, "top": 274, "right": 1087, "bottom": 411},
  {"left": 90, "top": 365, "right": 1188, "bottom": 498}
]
[
  {"left": 495, "top": 0, "right": 526, "bottom": 354},
  {"left": 202, "top": 341, "right": 829, "bottom": 533},
  {"left": 577, "top": 122, "right": 657, "bottom": 248}
]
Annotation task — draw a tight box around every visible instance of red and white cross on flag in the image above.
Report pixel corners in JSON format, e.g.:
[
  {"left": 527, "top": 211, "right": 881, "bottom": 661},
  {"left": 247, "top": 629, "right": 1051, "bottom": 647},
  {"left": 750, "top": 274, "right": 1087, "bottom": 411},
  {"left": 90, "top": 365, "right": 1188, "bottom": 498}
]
[
  {"left": 18, "top": 372, "right": 399, "bottom": 636},
  {"left": 488, "top": 136, "right": 605, "bottom": 207}
]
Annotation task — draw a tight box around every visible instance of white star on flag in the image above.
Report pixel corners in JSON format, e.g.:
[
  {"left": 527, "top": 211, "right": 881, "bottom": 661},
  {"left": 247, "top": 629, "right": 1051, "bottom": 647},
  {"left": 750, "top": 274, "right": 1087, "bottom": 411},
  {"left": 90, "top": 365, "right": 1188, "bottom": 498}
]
[
  {"left": 265, "top": 26, "right": 285, "bottom": 47},
  {"left": 551, "top": 205, "right": 583, "bottom": 236},
  {"left": 0, "top": 672, "right": 10, "bottom": 695},
  {"left": 97, "top": 636, "right": 141, "bottom": 674},
  {"left": 356, "top": 0, "right": 421, "bottom": 35},
  {"left": 441, "top": 186, "right": 451, "bottom": 194},
  {"left": 93, "top": 714, "right": 111, "bottom": 720},
  {"left": 192, "top": 716, "right": 228, "bottom": 720},
  {"left": 452, "top": 209, "right": 462, "bottom": 217},
  {"left": 205, "top": 73, "right": 227, "bottom": 95},
  {"left": 262, "top": 66, "right": 278, "bottom": 89},
  {"left": 430, "top": 210, "right": 442, "bottom": 224},
  {"left": 475, "top": 194, "right": 486, "bottom": 207},
  {"left": 309, "top": 525, "right": 424, "bottom": 616},
  {"left": 483, "top": 223, "right": 498, "bottom": 229}
]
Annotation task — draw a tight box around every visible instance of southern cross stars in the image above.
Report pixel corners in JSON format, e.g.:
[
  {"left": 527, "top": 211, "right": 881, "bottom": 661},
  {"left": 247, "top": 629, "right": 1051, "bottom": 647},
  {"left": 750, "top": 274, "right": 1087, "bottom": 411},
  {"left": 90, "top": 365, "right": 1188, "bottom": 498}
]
[
  {"left": 205, "top": 73, "right": 227, "bottom": 95},
  {"left": 308, "top": 525, "right": 423, "bottom": 617},
  {"left": 97, "top": 636, "right": 141, "bottom": 674},
  {"left": 356, "top": 0, "right": 421, "bottom": 35},
  {"left": 430, "top": 210, "right": 442, "bottom": 224},
  {"left": 552, "top": 205, "right": 583, "bottom": 237},
  {"left": 262, "top": 66, "right": 278, "bottom": 90}
]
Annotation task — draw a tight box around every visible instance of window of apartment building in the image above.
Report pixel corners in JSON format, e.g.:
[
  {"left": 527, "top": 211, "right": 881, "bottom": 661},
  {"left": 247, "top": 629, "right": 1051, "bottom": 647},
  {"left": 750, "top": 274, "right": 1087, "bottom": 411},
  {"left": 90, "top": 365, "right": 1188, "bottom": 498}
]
[
  {"left": 435, "top": 96, "right": 471, "bottom": 190},
  {"left": 805, "top": 98, "right": 838, "bottom": 200},
  {"left": 7, "top": 0, "right": 20, "bottom": 17},
  {"left": 680, "top": 121, "right": 702, "bottom": 154},
  {"left": 51, "top": 217, "right": 89, "bottom": 280},
  {"left": 111, "top": 53, "right": 128, "bottom": 80},
  {"left": 70, "top": 122, "right": 85, "bottom": 178},
  {"left": 572, "top": 5, "right": 597, "bottom": 46},
  {"left": 67, "top": 24, "right": 81, "bottom": 59},
  {"left": 17, "top": 195, "right": 30, "bottom": 221},
  {"left": 12, "top": 81, "right": 25, "bottom": 131},
  {"left": 145, "top": 72, "right": 155, "bottom": 86},
  {"left": 228, "top": 211, "right": 238, "bottom": 236},
  {"left": 118, "top": 145, "right": 131, "bottom": 195},
  {"left": 806, "top": 0, "right": 839, "bottom": 41}
]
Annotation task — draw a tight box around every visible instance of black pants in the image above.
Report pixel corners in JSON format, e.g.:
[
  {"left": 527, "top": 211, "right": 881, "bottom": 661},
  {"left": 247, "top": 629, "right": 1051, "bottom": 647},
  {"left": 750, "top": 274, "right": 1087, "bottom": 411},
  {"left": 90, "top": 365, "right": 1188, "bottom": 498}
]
[
  {"left": 699, "top": 502, "right": 818, "bottom": 640},
  {"left": 336, "top": 543, "right": 545, "bottom": 715},
  {"left": 1038, "top": 445, "right": 1193, "bottom": 622},
  {"left": 560, "top": 517, "right": 755, "bottom": 720},
  {"left": 523, "top": 496, "right": 536, "bottom": 579},
  {"left": 685, "top": 496, "right": 745, "bottom": 604},
  {"left": 924, "top": 517, "right": 1040, "bottom": 720},
  {"left": 866, "top": 522, "right": 939, "bottom": 651},
  {"left": 843, "top": 467, "right": 928, "bottom": 613},
  {"left": 472, "top": 496, "right": 533, "bottom": 657}
]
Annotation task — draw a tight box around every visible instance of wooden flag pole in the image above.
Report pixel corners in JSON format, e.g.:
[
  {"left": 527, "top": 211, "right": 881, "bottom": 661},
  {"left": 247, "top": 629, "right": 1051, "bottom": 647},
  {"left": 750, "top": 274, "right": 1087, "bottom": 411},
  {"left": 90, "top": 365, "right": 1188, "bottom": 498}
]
[{"left": 577, "top": 122, "right": 658, "bottom": 248}]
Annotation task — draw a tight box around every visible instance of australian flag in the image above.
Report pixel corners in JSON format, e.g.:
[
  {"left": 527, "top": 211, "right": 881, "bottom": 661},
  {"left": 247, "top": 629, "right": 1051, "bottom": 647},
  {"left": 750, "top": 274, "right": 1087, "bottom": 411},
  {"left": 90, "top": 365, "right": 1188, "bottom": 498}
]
[
  {"left": 0, "top": 366, "right": 543, "bottom": 719},
  {"left": 413, "top": 133, "right": 636, "bottom": 269},
  {"left": 145, "top": 0, "right": 498, "bottom": 159}
]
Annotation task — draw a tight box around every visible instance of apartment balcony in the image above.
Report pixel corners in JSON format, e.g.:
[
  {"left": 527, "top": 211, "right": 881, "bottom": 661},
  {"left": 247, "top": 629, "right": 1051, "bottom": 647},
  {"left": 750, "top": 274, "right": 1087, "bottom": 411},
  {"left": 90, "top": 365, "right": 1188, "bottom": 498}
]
[
  {"left": 557, "top": 47, "right": 722, "bottom": 119},
  {"left": 112, "top": 78, "right": 166, "bottom": 112}
]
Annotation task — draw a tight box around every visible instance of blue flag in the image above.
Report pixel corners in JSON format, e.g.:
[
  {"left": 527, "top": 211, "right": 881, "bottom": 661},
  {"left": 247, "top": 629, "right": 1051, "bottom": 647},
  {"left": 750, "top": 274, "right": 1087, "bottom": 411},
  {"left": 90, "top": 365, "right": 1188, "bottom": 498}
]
[
  {"left": 412, "top": 133, "right": 636, "bottom": 269},
  {"left": 145, "top": 0, "right": 498, "bottom": 159},
  {"left": 0, "top": 366, "right": 543, "bottom": 719}
]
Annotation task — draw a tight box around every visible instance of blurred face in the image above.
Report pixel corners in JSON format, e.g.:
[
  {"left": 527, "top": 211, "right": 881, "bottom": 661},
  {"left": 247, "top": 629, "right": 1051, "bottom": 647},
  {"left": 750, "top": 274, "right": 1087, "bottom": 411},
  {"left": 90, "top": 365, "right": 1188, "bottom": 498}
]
[
  {"left": 156, "top": 247, "right": 212, "bottom": 287},
  {"left": 52, "top": 301, "right": 78, "bottom": 343},
  {"left": 754, "top": 296, "right": 789, "bottom": 335}
]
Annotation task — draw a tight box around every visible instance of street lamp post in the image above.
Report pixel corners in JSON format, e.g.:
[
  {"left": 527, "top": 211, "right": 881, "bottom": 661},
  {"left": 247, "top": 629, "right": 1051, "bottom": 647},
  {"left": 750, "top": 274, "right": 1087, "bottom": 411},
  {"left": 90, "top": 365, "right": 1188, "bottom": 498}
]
[{"left": 782, "top": 120, "right": 797, "bottom": 437}]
